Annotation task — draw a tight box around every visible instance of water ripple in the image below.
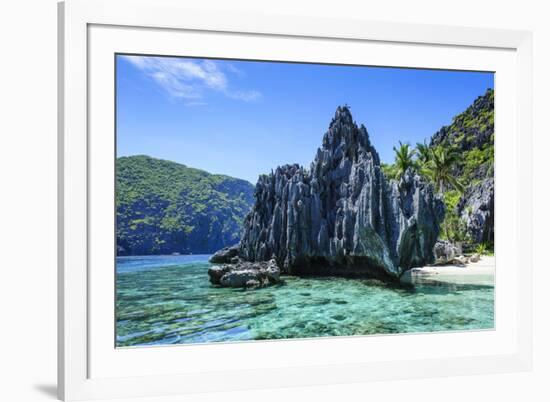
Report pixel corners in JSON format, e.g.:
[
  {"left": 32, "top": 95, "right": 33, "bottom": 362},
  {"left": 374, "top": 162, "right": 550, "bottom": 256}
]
[{"left": 116, "top": 255, "right": 494, "bottom": 347}]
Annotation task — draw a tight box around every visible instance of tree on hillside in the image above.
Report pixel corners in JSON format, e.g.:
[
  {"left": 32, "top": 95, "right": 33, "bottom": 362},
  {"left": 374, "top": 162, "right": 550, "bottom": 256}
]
[
  {"left": 392, "top": 141, "right": 417, "bottom": 180},
  {"left": 423, "top": 145, "right": 464, "bottom": 193},
  {"left": 415, "top": 141, "right": 431, "bottom": 166}
]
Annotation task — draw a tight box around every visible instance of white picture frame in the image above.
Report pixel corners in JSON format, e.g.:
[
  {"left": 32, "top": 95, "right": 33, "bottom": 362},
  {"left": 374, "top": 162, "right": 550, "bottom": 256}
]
[{"left": 58, "top": 0, "right": 533, "bottom": 400}]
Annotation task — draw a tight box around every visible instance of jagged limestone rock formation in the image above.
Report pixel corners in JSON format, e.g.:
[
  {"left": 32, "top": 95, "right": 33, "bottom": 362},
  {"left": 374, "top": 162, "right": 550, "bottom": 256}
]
[
  {"left": 234, "top": 106, "right": 444, "bottom": 280},
  {"left": 456, "top": 177, "right": 494, "bottom": 244}
]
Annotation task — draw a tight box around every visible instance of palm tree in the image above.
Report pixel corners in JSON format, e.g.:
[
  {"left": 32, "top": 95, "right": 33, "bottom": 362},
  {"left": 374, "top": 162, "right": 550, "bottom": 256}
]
[
  {"left": 423, "top": 145, "right": 463, "bottom": 193},
  {"left": 392, "top": 141, "right": 417, "bottom": 180},
  {"left": 415, "top": 141, "right": 431, "bottom": 166}
]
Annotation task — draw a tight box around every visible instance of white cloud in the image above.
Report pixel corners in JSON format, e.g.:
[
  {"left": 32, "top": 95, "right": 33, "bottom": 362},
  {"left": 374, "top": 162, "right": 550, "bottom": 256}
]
[
  {"left": 150, "top": 71, "right": 201, "bottom": 99},
  {"left": 122, "top": 55, "right": 261, "bottom": 104},
  {"left": 225, "top": 63, "right": 246, "bottom": 78},
  {"left": 184, "top": 101, "right": 208, "bottom": 107},
  {"left": 228, "top": 90, "right": 262, "bottom": 102}
]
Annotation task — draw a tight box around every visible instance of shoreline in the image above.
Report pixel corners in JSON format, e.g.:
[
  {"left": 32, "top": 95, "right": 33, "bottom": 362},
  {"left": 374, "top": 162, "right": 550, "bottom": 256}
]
[
  {"left": 401, "top": 256, "right": 495, "bottom": 285},
  {"left": 117, "top": 253, "right": 496, "bottom": 287}
]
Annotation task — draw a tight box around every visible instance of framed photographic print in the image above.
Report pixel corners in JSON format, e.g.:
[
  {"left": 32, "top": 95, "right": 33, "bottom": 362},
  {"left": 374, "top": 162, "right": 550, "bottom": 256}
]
[{"left": 58, "top": 0, "right": 533, "bottom": 400}]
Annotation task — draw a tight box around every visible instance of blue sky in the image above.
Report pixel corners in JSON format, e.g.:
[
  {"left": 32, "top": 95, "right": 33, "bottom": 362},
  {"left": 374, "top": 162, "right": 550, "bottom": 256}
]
[{"left": 116, "top": 55, "right": 494, "bottom": 184}]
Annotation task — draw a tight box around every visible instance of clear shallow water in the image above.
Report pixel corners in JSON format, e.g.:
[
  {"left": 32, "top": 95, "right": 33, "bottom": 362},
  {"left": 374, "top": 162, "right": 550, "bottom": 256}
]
[{"left": 116, "top": 255, "right": 494, "bottom": 347}]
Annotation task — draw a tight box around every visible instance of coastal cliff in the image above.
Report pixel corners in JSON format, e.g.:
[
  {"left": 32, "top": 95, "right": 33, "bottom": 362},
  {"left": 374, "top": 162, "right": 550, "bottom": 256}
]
[
  {"left": 214, "top": 106, "right": 444, "bottom": 282},
  {"left": 430, "top": 89, "right": 494, "bottom": 245}
]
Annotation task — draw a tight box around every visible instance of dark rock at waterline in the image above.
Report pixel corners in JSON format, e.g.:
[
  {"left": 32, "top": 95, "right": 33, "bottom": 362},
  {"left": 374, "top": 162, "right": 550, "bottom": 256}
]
[
  {"left": 457, "top": 178, "right": 494, "bottom": 244},
  {"left": 233, "top": 106, "right": 444, "bottom": 279},
  {"left": 209, "top": 244, "right": 240, "bottom": 263},
  {"left": 208, "top": 259, "right": 281, "bottom": 288},
  {"left": 207, "top": 264, "right": 232, "bottom": 284}
]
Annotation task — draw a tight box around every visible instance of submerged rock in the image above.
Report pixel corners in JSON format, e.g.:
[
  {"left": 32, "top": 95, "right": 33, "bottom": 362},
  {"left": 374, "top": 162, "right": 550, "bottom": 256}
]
[
  {"left": 208, "top": 259, "right": 281, "bottom": 288},
  {"left": 233, "top": 106, "right": 444, "bottom": 280}
]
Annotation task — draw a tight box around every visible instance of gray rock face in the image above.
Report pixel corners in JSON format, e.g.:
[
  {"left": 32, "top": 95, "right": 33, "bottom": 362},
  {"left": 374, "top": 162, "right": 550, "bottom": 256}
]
[
  {"left": 208, "top": 259, "right": 281, "bottom": 288},
  {"left": 433, "top": 240, "right": 462, "bottom": 265},
  {"left": 457, "top": 178, "right": 494, "bottom": 244},
  {"left": 237, "top": 106, "right": 444, "bottom": 279}
]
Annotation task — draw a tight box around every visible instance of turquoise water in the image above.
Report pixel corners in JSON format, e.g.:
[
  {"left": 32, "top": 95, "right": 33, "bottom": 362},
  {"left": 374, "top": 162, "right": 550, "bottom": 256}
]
[{"left": 116, "top": 255, "right": 494, "bottom": 347}]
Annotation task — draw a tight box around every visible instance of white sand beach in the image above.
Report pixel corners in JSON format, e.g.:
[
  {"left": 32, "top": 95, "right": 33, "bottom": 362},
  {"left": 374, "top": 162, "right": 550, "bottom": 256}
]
[{"left": 401, "top": 256, "right": 495, "bottom": 285}]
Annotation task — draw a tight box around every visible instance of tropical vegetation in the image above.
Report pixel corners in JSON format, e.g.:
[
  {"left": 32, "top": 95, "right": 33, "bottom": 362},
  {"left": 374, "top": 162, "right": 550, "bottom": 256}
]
[{"left": 382, "top": 88, "right": 494, "bottom": 248}]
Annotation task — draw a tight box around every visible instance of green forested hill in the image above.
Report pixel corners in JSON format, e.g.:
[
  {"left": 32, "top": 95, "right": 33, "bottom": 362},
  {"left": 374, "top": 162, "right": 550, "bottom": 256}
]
[
  {"left": 381, "top": 88, "right": 494, "bottom": 247},
  {"left": 116, "top": 155, "right": 255, "bottom": 256},
  {"left": 430, "top": 88, "right": 494, "bottom": 182},
  {"left": 429, "top": 88, "right": 494, "bottom": 245}
]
